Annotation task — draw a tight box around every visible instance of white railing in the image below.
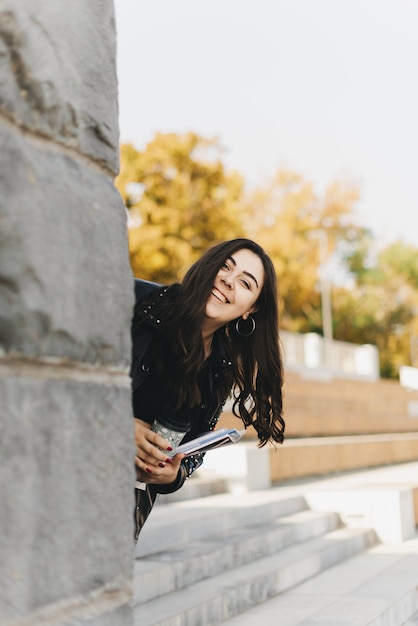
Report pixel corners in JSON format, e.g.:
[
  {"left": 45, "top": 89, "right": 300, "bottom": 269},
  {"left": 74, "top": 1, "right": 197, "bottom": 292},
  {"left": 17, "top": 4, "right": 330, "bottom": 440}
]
[
  {"left": 280, "top": 330, "right": 380, "bottom": 381},
  {"left": 399, "top": 365, "right": 418, "bottom": 390}
]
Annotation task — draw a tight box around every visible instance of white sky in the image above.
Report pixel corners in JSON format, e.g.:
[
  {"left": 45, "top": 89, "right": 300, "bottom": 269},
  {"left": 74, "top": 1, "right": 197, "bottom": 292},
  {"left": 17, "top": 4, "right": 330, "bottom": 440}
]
[{"left": 114, "top": 0, "right": 418, "bottom": 247}]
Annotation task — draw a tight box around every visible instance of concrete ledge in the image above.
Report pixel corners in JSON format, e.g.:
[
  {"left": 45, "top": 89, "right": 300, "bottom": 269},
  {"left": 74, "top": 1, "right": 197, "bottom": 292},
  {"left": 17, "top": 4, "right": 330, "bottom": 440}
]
[
  {"left": 306, "top": 486, "right": 416, "bottom": 544},
  {"left": 200, "top": 442, "right": 272, "bottom": 492},
  {"left": 158, "top": 473, "right": 228, "bottom": 503},
  {"left": 269, "top": 433, "right": 418, "bottom": 482},
  {"left": 199, "top": 434, "right": 418, "bottom": 495},
  {"left": 199, "top": 441, "right": 418, "bottom": 544}
]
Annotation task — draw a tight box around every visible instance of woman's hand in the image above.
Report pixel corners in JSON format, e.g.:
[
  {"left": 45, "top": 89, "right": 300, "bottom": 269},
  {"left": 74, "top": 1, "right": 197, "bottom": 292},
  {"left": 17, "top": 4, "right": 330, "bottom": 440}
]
[{"left": 134, "top": 418, "right": 185, "bottom": 485}]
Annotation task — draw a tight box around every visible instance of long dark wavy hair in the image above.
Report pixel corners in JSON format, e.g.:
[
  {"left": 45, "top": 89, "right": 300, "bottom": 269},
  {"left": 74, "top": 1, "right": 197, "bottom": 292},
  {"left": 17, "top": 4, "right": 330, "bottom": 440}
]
[{"left": 136, "top": 239, "right": 285, "bottom": 446}]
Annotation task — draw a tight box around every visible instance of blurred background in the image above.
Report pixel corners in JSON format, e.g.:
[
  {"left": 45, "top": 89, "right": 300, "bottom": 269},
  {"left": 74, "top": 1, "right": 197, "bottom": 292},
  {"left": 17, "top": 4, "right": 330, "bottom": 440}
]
[{"left": 113, "top": 0, "right": 418, "bottom": 380}]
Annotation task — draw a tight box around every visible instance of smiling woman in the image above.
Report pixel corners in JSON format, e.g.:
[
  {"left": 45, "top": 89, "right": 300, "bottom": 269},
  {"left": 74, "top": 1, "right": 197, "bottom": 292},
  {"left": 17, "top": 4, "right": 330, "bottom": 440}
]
[
  {"left": 203, "top": 248, "right": 265, "bottom": 351},
  {"left": 130, "top": 238, "right": 285, "bottom": 540}
]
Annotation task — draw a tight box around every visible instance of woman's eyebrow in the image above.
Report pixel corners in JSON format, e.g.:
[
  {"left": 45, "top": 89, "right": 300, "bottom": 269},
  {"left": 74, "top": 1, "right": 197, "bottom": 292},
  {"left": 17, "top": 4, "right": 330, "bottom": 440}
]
[{"left": 227, "top": 256, "right": 259, "bottom": 289}]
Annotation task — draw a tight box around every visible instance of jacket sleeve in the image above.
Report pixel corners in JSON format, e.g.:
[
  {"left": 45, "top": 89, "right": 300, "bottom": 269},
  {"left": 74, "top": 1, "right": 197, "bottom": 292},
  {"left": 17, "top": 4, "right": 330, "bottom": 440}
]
[
  {"left": 131, "top": 279, "right": 163, "bottom": 395},
  {"left": 154, "top": 463, "right": 188, "bottom": 494},
  {"left": 154, "top": 452, "right": 206, "bottom": 494},
  {"left": 155, "top": 390, "right": 231, "bottom": 494}
]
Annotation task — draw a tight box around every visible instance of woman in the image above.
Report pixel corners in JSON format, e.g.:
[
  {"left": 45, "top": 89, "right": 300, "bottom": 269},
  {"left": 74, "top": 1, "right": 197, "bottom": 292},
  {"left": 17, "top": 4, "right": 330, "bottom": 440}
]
[{"left": 131, "top": 238, "right": 285, "bottom": 541}]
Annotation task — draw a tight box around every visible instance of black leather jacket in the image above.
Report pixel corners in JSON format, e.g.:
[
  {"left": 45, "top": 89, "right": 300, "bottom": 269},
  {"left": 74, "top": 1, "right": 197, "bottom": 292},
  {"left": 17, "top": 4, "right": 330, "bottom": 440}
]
[{"left": 131, "top": 278, "right": 233, "bottom": 493}]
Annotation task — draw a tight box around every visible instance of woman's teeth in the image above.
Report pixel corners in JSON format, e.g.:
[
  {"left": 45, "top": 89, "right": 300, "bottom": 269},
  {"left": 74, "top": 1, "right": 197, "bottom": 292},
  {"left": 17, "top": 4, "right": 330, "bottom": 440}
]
[{"left": 213, "top": 289, "right": 227, "bottom": 303}]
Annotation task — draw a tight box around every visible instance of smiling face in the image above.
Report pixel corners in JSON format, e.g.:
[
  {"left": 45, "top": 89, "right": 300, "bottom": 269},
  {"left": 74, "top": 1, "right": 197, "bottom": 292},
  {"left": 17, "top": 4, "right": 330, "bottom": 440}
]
[{"left": 204, "top": 248, "right": 265, "bottom": 333}]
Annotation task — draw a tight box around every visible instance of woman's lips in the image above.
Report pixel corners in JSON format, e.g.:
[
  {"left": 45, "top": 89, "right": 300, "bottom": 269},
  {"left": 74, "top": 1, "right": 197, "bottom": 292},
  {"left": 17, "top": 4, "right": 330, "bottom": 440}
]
[{"left": 211, "top": 287, "right": 229, "bottom": 303}]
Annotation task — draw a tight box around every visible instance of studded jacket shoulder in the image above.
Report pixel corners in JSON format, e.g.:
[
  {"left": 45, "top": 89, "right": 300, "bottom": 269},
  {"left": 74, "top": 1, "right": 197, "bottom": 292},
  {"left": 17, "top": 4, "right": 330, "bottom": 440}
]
[{"left": 130, "top": 278, "right": 167, "bottom": 393}]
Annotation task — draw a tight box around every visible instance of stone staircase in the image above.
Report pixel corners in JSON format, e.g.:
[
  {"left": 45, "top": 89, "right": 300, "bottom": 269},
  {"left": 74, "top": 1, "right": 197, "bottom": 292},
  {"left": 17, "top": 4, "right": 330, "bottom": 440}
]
[
  {"left": 223, "top": 533, "right": 418, "bottom": 626},
  {"left": 133, "top": 463, "right": 418, "bottom": 626}
]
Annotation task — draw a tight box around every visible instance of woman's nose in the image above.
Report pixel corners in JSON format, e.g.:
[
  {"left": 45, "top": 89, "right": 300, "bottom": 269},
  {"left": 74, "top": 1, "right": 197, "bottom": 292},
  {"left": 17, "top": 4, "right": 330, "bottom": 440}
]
[{"left": 221, "top": 274, "right": 233, "bottom": 288}]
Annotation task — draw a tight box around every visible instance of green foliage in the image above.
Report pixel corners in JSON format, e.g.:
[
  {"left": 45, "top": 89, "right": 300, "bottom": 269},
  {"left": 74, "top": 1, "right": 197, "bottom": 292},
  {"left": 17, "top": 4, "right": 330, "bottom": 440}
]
[
  {"left": 378, "top": 242, "right": 418, "bottom": 289},
  {"left": 243, "top": 170, "right": 363, "bottom": 331},
  {"left": 342, "top": 239, "right": 418, "bottom": 376}
]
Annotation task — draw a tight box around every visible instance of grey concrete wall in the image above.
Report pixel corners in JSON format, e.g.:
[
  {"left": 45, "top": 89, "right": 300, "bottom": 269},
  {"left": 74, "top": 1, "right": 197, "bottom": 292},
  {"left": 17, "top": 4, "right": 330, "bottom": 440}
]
[{"left": 0, "top": 2, "right": 135, "bottom": 624}]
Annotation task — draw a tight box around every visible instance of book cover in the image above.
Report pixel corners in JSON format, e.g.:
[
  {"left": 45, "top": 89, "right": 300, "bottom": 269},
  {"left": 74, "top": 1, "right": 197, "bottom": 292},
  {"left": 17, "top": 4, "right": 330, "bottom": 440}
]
[{"left": 167, "top": 427, "right": 246, "bottom": 458}]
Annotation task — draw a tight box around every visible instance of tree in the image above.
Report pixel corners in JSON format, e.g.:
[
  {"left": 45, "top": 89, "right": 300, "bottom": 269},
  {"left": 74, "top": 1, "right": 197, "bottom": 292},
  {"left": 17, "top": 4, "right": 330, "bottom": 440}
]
[
  {"left": 341, "top": 239, "right": 418, "bottom": 376},
  {"left": 116, "top": 133, "right": 245, "bottom": 282},
  {"left": 242, "top": 169, "right": 364, "bottom": 332}
]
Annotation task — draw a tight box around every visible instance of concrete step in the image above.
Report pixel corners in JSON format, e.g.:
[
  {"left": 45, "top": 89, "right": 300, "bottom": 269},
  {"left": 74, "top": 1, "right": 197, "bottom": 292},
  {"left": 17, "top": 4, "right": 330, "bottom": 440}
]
[
  {"left": 134, "top": 463, "right": 418, "bottom": 625},
  {"left": 221, "top": 532, "right": 418, "bottom": 626},
  {"left": 134, "top": 509, "right": 341, "bottom": 604},
  {"left": 135, "top": 489, "right": 308, "bottom": 558},
  {"left": 157, "top": 471, "right": 229, "bottom": 504},
  {"left": 134, "top": 526, "right": 375, "bottom": 626},
  {"left": 404, "top": 608, "right": 418, "bottom": 625}
]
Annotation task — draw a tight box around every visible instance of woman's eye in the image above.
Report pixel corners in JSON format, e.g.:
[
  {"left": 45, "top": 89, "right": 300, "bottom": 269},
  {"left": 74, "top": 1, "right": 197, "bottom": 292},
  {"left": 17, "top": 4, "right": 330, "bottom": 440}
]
[
  {"left": 241, "top": 279, "right": 251, "bottom": 290},
  {"left": 222, "top": 262, "right": 229, "bottom": 270}
]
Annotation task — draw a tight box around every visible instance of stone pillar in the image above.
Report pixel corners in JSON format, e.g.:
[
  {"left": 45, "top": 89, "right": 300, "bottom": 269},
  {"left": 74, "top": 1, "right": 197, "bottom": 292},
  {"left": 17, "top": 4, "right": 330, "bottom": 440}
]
[{"left": 0, "top": 2, "right": 135, "bottom": 624}]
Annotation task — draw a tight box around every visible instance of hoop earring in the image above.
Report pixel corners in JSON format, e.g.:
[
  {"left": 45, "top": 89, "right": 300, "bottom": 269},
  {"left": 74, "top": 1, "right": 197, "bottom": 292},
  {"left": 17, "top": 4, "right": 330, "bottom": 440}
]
[{"left": 235, "top": 315, "right": 256, "bottom": 337}]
